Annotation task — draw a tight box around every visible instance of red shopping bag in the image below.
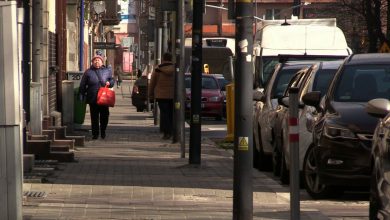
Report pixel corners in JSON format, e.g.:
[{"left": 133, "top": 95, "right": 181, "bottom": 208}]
[{"left": 97, "top": 85, "right": 115, "bottom": 107}]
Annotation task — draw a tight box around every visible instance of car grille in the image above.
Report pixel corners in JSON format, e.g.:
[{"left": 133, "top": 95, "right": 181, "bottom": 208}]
[{"left": 186, "top": 97, "right": 208, "bottom": 102}]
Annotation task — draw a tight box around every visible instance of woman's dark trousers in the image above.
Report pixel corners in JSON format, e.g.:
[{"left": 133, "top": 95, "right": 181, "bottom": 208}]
[{"left": 89, "top": 103, "right": 109, "bottom": 137}]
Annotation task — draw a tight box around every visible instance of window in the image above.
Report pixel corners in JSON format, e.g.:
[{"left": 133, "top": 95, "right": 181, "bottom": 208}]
[{"left": 265, "top": 9, "right": 281, "bottom": 20}]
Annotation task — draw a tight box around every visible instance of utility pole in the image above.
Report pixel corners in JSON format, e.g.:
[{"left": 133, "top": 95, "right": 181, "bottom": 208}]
[
  {"left": 189, "top": 0, "right": 203, "bottom": 165},
  {"left": 173, "top": 0, "right": 185, "bottom": 157},
  {"left": 293, "top": 0, "right": 301, "bottom": 17},
  {"left": 0, "top": 3, "right": 23, "bottom": 220},
  {"left": 233, "top": 0, "right": 253, "bottom": 219}
]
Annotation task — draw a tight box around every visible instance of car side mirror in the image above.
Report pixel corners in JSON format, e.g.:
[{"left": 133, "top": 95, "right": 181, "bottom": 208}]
[
  {"left": 253, "top": 89, "right": 265, "bottom": 102},
  {"left": 302, "top": 91, "right": 321, "bottom": 108},
  {"left": 278, "top": 96, "right": 289, "bottom": 107},
  {"left": 365, "top": 98, "right": 390, "bottom": 118}
]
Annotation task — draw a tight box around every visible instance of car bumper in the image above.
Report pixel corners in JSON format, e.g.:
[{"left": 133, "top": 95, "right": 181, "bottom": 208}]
[
  {"left": 315, "top": 137, "right": 372, "bottom": 187},
  {"left": 185, "top": 102, "right": 223, "bottom": 117}
]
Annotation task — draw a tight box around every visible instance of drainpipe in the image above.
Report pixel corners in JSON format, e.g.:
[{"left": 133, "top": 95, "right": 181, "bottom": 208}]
[
  {"left": 32, "top": 0, "right": 41, "bottom": 82},
  {"left": 79, "top": 0, "right": 84, "bottom": 71},
  {"left": 22, "top": 0, "right": 31, "bottom": 154}
]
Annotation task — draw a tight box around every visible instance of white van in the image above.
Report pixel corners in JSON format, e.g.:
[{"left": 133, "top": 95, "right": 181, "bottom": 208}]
[{"left": 253, "top": 18, "right": 352, "bottom": 87}]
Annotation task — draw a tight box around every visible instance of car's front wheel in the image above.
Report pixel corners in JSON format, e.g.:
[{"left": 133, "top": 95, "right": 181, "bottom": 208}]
[{"left": 303, "top": 145, "right": 340, "bottom": 199}]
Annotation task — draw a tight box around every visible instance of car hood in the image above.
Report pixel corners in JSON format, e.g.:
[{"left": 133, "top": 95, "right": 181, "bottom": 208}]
[
  {"left": 186, "top": 88, "right": 221, "bottom": 97},
  {"left": 329, "top": 101, "right": 379, "bottom": 133}
]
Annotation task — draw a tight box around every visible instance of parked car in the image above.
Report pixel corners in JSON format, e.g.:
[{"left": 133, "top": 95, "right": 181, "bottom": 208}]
[
  {"left": 211, "top": 74, "right": 231, "bottom": 117},
  {"left": 302, "top": 53, "right": 390, "bottom": 199},
  {"left": 274, "top": 60, "right": 343, "bottom": 184},
  {"left": 365, "top": 98, "right": 390, "bottom": 220},
  {"left": 131, "top": 75, "right": 148, "bottom": 112},
  {"left": 252, "top": 60, "right": 317, "bottom": 170},
  {"left": 185, "top": 74, "right": 224, "bottom": 121}
]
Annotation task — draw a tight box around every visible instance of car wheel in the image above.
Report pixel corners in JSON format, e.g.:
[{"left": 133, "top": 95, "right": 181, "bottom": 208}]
[
  {"left": 303, "top": 145, "right": 339, "bottom": 199},
  {"left": 369, "top": 161, "right": 380, "bottom": 220},
  {"left": 272, "top": 140, "right": 281, "bottom": 177},
  {"left": 254, "top": 126, "right": 271, "bottom": 171},
  {"left": 279, "top": 150, "right": 289, "bottom": 184}
]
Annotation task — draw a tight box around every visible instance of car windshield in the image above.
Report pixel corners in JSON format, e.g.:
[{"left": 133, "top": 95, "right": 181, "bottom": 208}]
[
  {"left": 217, "top": 78, "right": 229, "bottom": 89},
  {"left": 271, "top": 68, "right": 302, "bottom": 99},
  {"left": 312, "top": 69, "right": 338, "bottom": 96},
  {"left": 185, "top": 76, "right": 219, "bottom": 90},
  {"left": 334, "top": 65, "right": 390, "bottom": 102}
]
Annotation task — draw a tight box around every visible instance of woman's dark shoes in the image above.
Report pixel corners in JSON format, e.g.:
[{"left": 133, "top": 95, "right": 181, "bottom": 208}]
[
  {"left": 92, "top": 135, "right": 98, "bottom": 140},
  {"left": 101, "top": 132, "right": 106, "bottom": 139}
]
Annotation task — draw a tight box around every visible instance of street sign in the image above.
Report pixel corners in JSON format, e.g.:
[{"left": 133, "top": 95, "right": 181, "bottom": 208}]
[
  {"left": 121, "top": 37, "right": 134, "bottom": 48},
  {"left": 93, "top": 42, "right": 119, "bottom": 49}
]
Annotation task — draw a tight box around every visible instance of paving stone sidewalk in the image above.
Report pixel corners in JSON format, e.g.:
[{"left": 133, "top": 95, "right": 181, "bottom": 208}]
[{"left": 22, "top": 81, "right": 328, "bottom": 220}]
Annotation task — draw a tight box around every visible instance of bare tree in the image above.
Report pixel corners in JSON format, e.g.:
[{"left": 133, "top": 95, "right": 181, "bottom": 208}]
[{"left": 337, "top": 0, "right": 389, "bottom": 52}]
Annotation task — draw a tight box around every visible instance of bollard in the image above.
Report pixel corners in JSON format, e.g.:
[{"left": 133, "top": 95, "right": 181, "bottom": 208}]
[
  {"left": 30, "top": 82, "right": 43, "bottom": 135},
  {"left": 62, "top": 80, "right": 74, "bottom": 133},
  {"left": 288, "top": 87, "right": 300, "bottom": 220},
  {"left": 225, "top": 83, "right": 234, "bottom": 142}
]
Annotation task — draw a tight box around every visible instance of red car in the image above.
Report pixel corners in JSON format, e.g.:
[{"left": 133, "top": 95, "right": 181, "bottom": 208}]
[{"left": 185, "top": 74, "right": 224, "bottom": 120}]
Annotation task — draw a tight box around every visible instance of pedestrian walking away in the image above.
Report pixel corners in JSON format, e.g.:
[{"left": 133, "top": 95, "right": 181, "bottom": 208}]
[
  {"left": 148, "top": 53, "right": 175, "bottom": 140},
  {"left": 79, "top": 55, "right": 115, "bottom": 139},
  {"left": 114, "top": 65, "right": 123, "bottom": 88}
]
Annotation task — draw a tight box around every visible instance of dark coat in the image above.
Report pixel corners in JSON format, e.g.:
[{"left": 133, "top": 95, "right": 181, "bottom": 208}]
[{"left": 79, "top": 66, "right": 115, "bottom": 104}]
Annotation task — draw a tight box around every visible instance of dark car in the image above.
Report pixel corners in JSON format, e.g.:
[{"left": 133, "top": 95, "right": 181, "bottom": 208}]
[
  {"left": 302, "top": 53, "right": 390, "bottom": 199},
  {"left": 365, "top": 98, "right": 390, "bottom": 220},
  {"left": 185, "top": 74, "right": 224, "bottom": 120},
  {"left": 131, "top": 76, "right": 148, "bottom": 112}
]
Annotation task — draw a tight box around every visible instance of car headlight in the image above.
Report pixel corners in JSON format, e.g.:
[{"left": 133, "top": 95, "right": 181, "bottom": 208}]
[
  {"left": 209, "top": 96, "right": 221, "bottom": 102},
  {"left": 324, "top": 125, "right": 356, "bottom": 139}
]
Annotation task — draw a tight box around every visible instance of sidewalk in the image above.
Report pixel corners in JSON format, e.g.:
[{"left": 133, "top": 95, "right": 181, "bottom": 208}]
[{"left": 22, "top": 81, "right": 328, "bottom": 220}]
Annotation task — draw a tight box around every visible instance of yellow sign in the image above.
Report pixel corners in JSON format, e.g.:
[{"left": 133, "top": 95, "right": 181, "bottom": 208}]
[
  {"left": 379, "top": 42, "right": 390, "bottom": 53},
  {"left": 203, "top": 64, "right": 209, "bottom": 74},
  {"left": 238, "top": 137, "right": 248, "bottom": 151}
]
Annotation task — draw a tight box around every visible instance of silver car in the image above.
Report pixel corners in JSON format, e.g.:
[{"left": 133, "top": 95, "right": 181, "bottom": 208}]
[
  {"left": 253, "top": 61, "right": 316, "bottom": 170},
  {"left": 276, "top": 60, "right": 343, "bottom": 183}
]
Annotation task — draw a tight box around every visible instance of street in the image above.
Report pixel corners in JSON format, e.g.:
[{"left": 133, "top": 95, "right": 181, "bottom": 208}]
[{"left": 202, "top": 117, "right": 369, "bottom": 220}]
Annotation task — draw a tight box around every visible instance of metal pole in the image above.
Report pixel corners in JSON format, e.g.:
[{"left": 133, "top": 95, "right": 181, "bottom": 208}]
[
  {"left": 189, "top": 0, "right": 203, "bottom": 165},
  {"left": 79, "top": 0, "right": 84, "bottom": 71},
  {"left": 293, "top": 0, "right": 301, "bottom": 17},
  {"left": 0, "top": 3, "right": 23, "bottom": 219},
  {"left": 289, "top": 87, "right": 300, "bottom": 220},
  {"left": 233, "top": 0, "right": 253, "bottom": 219},
  {"left": 173, "top": 0, "right": 185, "bottom": 158},
  {"left": 162, "top": 11, "right": 168, "bottom": 54}
]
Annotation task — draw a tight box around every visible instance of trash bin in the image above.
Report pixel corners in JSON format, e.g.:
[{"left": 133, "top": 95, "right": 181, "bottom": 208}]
[{"left": 74, "top": 88, "right": 86, "bottom": 124}]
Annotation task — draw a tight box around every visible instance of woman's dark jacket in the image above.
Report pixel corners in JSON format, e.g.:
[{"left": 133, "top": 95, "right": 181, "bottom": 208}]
[{"left": 79, "top": 66, "right": 115, "bottom": 104}]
